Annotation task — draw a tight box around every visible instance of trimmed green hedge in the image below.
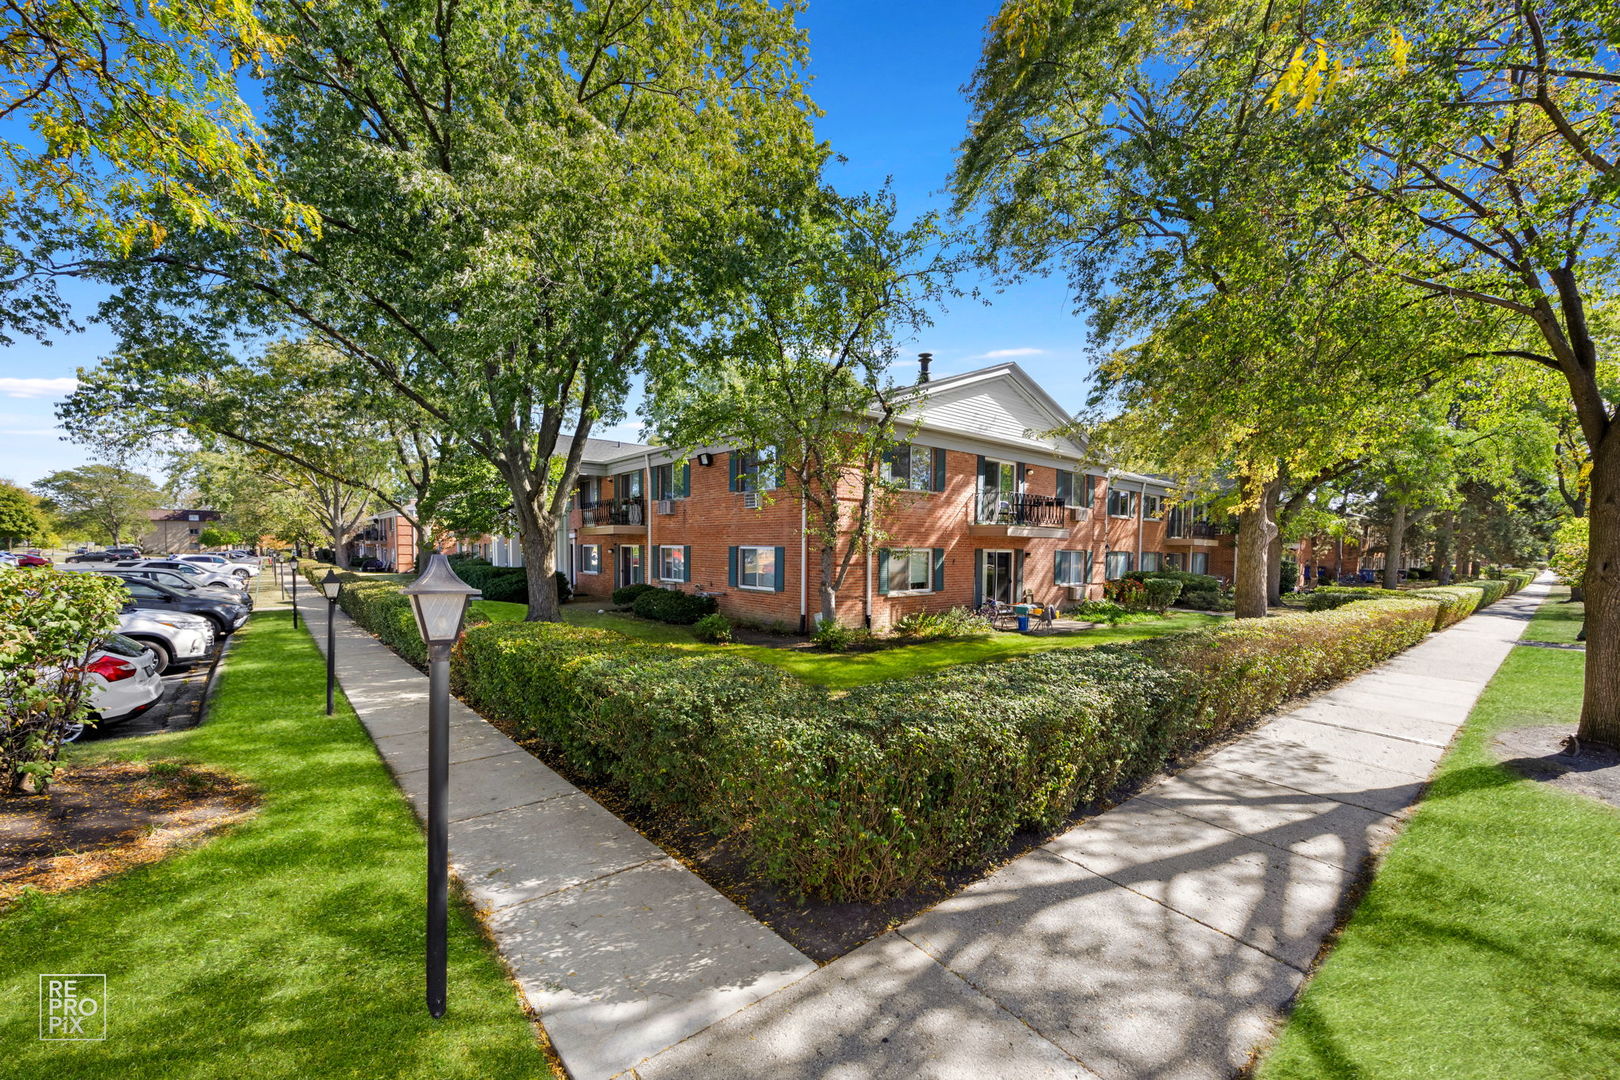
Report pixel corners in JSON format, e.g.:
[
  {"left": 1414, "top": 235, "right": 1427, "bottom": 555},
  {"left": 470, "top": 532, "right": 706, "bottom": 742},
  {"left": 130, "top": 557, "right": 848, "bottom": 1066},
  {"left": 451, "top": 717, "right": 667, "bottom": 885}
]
[
  {"left": 1406, "top": 585, "right": 1483, "bottom": 628},
  {"left": 446, "top": 590, "right": 1452, "bottom": 900},
  {"left": 631, "top": 587, "right": 718, "bottom": 625},
  {"left": 299, "top": 561, "right": 488, "bottom": 668}
]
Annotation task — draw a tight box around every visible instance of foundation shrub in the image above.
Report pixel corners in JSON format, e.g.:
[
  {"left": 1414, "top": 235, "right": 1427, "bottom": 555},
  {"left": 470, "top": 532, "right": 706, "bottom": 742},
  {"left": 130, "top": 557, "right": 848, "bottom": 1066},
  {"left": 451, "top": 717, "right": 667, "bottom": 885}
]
[
  {"left": 611, "top": 583, "right": 658, "bottom": 607},
  {"left": 630, "top": 586, "right": 718, "bottom": 624},
  {"left": 890, "top": 607, "right": 991, "bottom": 640},
  {"left": 300, "top": 561, "right": 487, "bottom": 669},
  {"left": 1123, "top": 569, "right": 1221, "bottom": 595},
  {"left": 1142, "top": 577, "right": 1183, "bottom": 613},
  {"left": 1180, "top": 587, "right": 1235, "bottom": 611},
  {"left": 1305, "top": 586, "right": 1389, "bottom": 612},
  {"left": 692, "top": 613, "right": 733, "bottom": 644}
]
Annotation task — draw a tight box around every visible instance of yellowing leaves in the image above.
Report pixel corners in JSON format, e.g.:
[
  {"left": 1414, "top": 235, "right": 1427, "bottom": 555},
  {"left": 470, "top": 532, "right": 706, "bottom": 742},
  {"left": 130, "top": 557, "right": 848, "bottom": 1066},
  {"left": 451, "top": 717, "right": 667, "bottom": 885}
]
[{"left": 1267, "top": 29, "right": 1411, "bottom": 114}]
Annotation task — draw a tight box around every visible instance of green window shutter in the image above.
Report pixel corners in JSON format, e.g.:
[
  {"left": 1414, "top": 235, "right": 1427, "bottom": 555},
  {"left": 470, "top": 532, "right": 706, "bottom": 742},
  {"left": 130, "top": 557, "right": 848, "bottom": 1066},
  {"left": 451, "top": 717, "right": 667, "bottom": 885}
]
[
  {"left": 1016, "top": 463, "right": 1027, "bottom": 491},
  {"left": 877, "top": 549, "right": 890, "bottom": 595},
  {"left": 1014, "top": 550, "right": 1025, "bottom": 596},
  {"left": 678, "top": 461, "right": 691, "bottom": 498},
  {"left": 1054, "top": 551, "right": 1065, "bottom": 586},
  {"left": 773, "top": 545, "right": 786, "bottom": 592},
  {"left": 932, "top": 447, "right": 946, "bottom": 492},
  {"left": 932, "top": 547, "right": 945, "bottom": 592},
  {"left": 1055, "top": 471, "right": 1071, "bottom": 504},
  {"left": 728, "top": 453, "right": 742, "bottom": 492},
  {"left": 973, "top": 549, "right": 984, "bottom": 607},
  {"left": 1083, "top": 474, "right": 1096, "bottom": 508},
  {"left": 727, "top": 546, "right": 738, "bottom": 587},
  {"left": 682, "top": 545, "right": 691, "bottom": 583}
]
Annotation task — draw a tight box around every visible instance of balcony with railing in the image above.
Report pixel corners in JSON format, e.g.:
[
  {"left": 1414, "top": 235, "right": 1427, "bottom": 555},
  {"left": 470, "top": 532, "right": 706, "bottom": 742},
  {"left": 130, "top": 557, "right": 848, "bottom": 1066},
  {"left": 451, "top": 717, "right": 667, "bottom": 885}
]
[
  {"left": 1166, "top": 510, "right": 1230, "bottom": 544},
  {"left": 969, "top": 491, "right": 1071, "bottom": 537},
  {"left": 578, "top": 497, "right": 647, "bottom": 533}
]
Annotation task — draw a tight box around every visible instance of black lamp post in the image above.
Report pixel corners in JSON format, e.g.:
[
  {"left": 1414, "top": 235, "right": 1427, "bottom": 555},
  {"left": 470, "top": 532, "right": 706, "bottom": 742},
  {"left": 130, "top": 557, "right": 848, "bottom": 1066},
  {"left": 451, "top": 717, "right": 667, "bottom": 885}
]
[
  {"left": 289, "top": 557, "right": 300, "bottom": 629},
  {"left": 401, "top": 554, "right": 480, "bottom": 1019},
  {"left": 320, "top": 569, "right": 342, "bottom": 715}
]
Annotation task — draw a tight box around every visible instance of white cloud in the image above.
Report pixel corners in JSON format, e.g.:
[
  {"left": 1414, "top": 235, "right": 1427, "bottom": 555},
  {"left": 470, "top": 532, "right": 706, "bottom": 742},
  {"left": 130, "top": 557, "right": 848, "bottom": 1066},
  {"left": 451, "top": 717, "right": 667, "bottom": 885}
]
[
  {"left": 0, "top": 376, "right": 77, "bottom": 399},
  {"left": 978, "top": 348, "right": 1044, "bottom": 360}
]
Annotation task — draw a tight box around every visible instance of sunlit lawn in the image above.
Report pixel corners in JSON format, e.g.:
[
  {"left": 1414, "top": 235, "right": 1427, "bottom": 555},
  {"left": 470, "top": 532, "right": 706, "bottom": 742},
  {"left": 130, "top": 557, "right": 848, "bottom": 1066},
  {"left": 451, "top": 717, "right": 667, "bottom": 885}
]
[
  {"left": 471, "top": 599, "right": 1225, "bottom": 688},
  {"left": 0, "top": 614, "right": 551, "bottom": 1080},
  {"left": 1257, "top": 587, "right": 1620, "bottom": 1080}
]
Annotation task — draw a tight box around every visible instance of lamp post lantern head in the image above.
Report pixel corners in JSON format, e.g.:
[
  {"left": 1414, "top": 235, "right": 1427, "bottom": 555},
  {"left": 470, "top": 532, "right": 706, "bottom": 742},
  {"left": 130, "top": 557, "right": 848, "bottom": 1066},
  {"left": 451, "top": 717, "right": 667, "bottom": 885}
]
[
  {"left": 320, "top": 568, "right": 343, "bottom": 601},
  {"left": 290, "top": 556, "right": 299, "bottom": 570},
  {"left": 402, "top": 554, "right": 481, "bottom": 646}
]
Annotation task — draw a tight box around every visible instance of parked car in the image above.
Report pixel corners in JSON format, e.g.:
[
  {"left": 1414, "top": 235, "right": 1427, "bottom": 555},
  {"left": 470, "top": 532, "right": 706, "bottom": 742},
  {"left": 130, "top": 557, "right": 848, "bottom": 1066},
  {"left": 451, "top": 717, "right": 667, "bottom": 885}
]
[
  {"left": 65, "top": 550, "right": 112, "bottom": 563},
  {"left": 116, "top": 577, "right": 249, "bottom": 637},
  {"left": 115, "top": 559, "right": 249, "bottom": 593},
  {"left": 95, "top": 567, "right": 254, "bottom": 610},
  {"left": 116, "top": 608, "right": 213, "bottom": 674},
  {"left": 355, "top": 557, "right": 388, "bottom": 571},
  {"left": 183, "top": 553, "right": 259, "bottom": 579},
  {"left": 67, "top": 634, "right": 165, "bottom": 741},
  {"left": 105, "top": 545, "right": 142, "bottom": 558},
  {"left": 0, "top": 553, "right": 16, "bottom": 568},
  {"left": 12, "top": 553, "right": 49, "bottom": 567}
]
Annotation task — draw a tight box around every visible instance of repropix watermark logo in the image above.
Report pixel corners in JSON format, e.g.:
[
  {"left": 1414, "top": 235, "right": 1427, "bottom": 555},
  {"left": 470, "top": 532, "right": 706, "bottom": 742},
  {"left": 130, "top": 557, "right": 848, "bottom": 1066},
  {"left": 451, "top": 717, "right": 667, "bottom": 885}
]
[{"left": 39, "top": 974, "right": 106, "bottom": 1040}]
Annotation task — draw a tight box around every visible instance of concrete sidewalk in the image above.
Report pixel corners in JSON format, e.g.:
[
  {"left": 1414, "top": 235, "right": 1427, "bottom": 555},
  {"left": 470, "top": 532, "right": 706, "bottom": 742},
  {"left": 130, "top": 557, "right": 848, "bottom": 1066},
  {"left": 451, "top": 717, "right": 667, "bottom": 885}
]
[
  {"left": 291, "top": 590, "right": 814, "bottom": 1080},
  {"left": 631, "top": 581, "right": 1550, "bottom": 1080}
]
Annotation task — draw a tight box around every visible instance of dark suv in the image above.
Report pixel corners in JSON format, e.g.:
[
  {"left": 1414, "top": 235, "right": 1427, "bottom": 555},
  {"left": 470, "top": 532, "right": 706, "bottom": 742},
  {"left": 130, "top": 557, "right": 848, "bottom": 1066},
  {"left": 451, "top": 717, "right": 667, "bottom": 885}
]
[{"left": 117, "top": 577, "right": 250, "bottom": 636}]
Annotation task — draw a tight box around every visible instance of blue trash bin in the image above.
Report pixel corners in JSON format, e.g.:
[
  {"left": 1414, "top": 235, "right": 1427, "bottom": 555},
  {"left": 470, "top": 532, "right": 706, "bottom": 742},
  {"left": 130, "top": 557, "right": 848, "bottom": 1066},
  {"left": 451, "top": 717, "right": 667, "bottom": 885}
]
[{"left": 1017, "top": 615, "right": 1030, "bottom": 632}]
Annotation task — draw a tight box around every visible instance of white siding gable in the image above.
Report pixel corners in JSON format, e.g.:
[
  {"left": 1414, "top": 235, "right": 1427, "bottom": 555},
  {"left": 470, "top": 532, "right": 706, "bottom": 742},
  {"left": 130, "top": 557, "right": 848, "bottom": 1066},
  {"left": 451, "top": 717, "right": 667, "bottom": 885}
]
[{"left": 900, "top": 372, "right": 1080, "bottom": 455}]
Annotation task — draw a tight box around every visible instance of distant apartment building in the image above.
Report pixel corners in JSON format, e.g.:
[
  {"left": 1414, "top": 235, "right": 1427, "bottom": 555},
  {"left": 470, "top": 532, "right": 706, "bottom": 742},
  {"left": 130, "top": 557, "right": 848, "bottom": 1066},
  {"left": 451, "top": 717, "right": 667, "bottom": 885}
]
[
  {"left": 141, "top": 508, "right": 221, "bottom": 553},
  {"left": 476, "top": 363, "right": 1240, "bottom": 629},
  {"left": 350, "top": 509, "right": 422, "bottom": 572}
]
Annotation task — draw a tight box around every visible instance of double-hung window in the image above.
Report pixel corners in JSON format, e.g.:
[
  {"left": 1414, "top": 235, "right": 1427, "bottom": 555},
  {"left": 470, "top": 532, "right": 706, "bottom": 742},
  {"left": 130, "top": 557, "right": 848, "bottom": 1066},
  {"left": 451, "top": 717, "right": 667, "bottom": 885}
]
[
  {"left": 579, "top": 544, "right": 601, "bottom": 573},
  {"left": 1189, "top": 552, "right": 1210, "bottom": 575},
  {"left": 1139, "top": 552, "right": 1162, "bottom": 572},
  {"left": 1055, "top": 549, "right": 1090, "bottom": 586},
  {"left": 884, "top": 446, "right": 941, "bottom": 492},
  {"left": 1142, "top": 494, "right": 1164, "bottom": 520},
  {"left": 1104, "top": 551, "right": 1133, "bottom": 580},
  {"left": 656, "top": 545, "right": 688, "bottom": 583},
  {"left": 652, "top": 461, "right": 691, "bottom": 500},
  {"left": 737, "top": 545, "right": 777, "bottom": 590},
  {"left": 731, "top": 450, "right": 778, "bottom": 493},
  {"left": 886, "top": 549, "right": 933, "bottom": 594},
  {"left": 1107, "top": 489, "right": 1136, "bottom": 519}
]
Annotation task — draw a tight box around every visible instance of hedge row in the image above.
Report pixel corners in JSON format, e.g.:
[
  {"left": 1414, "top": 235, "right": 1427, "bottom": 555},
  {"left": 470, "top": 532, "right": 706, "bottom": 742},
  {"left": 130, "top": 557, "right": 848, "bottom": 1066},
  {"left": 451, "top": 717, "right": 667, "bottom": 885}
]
[
  {"left": 311, "top": 558, "right": 1528, "bottom": 900},
  {"left": 1308, "top": 572, "right": 1533, "bottom": 629},
  {"left": 448, "top": 591, "right": 1451, "bottom": 900},
  {"left": 298, "top": 561, "right": 489, "bottom": 668}
]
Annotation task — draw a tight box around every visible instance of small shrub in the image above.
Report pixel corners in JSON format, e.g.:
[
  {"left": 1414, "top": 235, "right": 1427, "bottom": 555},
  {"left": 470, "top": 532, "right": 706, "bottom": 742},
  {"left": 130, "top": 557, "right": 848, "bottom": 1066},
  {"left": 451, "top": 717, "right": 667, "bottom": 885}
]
[
  {"left": 1103, "top": 577, "right": 1149, "bottom": 610},
  {"left": 1069, "top": 599, "right": 1131, "bottom": 624},
  {"left": 1306, "top": 586, "right": 1388, "bottom": 612},
  {"left": 1180, "top": 588, "right": 1234, "bottom": 611},
  {"left": 611, "top": 583, "right": 658, "bottom": 607},
  {"left": 1279, "top": 559, "right": 1299, "bottom": 593},
  {"left": 555, "top": 571, "right": 573, "bottom": 604},
  {"left": 890, "top": 607, "right": 991, "bottom": 640},
  {"left": 631, "top": 587, "right": 719, "bottom": 625},
  {"left": 1141, "top": 577, "right": 1183, "bottom": 613},
  {"left": 810, "top": 620, "right": 859, "bottom": 651},
  {"left": 1123, "top": 569, "right": 1221, "bottom": 594},
  {"left": 693, "top": 613, "right": 733, "bottom": 644}
]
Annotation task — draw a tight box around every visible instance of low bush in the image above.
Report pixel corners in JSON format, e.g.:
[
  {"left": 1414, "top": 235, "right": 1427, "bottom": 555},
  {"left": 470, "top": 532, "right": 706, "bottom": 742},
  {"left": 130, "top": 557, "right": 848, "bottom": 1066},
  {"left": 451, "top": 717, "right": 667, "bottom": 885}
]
[
  {"left": 1460, "top": 578, "right": 1509, "bottom": 606},
  {"left": 890, "top": 607, "right": 991, "bottom": 640},
  {"left": 1123, "top": 569, "right": 1221, "bottom": 594},
  {"left": 1103, "top": 577, "right": 1148, "bottom": 610},
  {"left": 1180, "top": 588, "right": 1235, "bottom": 611},
  {"left": 1069, "top": 598, "right": 1132, "bottom": 624},
  {"left": 1279, "top": 559, "right": 1299, "bottom": 593},
  {"left": 1407, "top": 585, "right": 1483, "bottom": 628},
  {"left": 1306, "top": 586, "right": 1389, "bottom": 612},
  {"left": 611, "top": 582, "right": 658, "bottom": 607},
  {"left": 810, "top": 620, "right": 875, "bottom": 652},
  {"left": 1142, "top": 578, "right": 1183, "bottom": 613},
  {"left": 631, "top": 587, "right": 718, "bottom": 625},
  {"left": 692, "top": 613, "right": 733, "bottom": 644}
]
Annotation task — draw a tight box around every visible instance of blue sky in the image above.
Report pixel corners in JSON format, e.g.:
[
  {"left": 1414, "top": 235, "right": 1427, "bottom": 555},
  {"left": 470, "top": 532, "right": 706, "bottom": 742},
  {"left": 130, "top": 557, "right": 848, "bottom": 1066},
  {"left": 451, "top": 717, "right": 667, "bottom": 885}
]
[{"left": 0, "top": 0, "right": 1096, "bottom": 488}]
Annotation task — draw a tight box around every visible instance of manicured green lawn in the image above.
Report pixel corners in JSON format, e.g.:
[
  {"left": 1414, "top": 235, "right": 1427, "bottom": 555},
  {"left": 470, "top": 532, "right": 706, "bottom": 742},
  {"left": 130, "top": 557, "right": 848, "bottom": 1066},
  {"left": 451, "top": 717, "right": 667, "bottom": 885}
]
[
  {"left": 1258, "top": 587, "right": 1620, "bottom": 1080},
  {"left": 471, "top": 600, "right": 1225, "bottom": 688},
  {"left": 0, "top": 615, "right": 551, "bottom": 1079}
]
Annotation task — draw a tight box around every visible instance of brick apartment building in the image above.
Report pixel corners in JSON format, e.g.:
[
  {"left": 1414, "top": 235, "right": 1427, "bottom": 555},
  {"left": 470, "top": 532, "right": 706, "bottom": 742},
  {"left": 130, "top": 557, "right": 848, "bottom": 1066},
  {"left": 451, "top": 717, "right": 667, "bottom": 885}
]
[
  {"left": 140, "top": 508, "right": 222, "bottom": 553},
  {"left": 483, "top": 363, "right": 1239, "bottom": 630}
]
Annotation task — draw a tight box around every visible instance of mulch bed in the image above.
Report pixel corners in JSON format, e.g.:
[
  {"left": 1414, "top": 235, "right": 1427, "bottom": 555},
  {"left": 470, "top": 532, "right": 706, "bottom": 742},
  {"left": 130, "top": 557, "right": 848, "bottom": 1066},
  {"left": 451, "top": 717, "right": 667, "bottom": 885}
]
[
  {"left": 1492, "top": 725, "right": 1620, "bottom": 810},
  {"left": 0, "top": 761, "right": 258, "bottom": 906}
]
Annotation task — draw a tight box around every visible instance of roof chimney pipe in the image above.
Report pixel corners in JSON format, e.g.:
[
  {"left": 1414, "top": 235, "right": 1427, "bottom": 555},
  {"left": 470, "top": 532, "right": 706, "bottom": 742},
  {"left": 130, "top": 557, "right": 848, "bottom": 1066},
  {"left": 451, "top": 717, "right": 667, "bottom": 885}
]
[{"left": 917, "top": 352, "right": 933, "bottom": 384}]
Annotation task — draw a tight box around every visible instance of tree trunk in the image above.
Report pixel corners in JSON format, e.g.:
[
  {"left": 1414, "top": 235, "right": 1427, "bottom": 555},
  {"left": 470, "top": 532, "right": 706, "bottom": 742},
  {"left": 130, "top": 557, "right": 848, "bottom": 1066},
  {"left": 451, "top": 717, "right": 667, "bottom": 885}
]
[
  {"left": 1435, "top": 510, "right": 1455, "bottom": 585},
  {"left": 819, "top": 544, "right": 837, "bottom": 625},
  {"left": 1266, "top": 482, "right": 1283, "bottom": 607},
  {"left": 1234, "top": 475, "right": 1275, "bottom": 619},
  {"left": 1383, "top": 502, "right": 1407, "bottom": 590},
  {"left": 514, "top": 497, "right": 560, "bottom": 622},
  {"left": 1578, "top": 439, "right": 1620, "bottom": 748}
]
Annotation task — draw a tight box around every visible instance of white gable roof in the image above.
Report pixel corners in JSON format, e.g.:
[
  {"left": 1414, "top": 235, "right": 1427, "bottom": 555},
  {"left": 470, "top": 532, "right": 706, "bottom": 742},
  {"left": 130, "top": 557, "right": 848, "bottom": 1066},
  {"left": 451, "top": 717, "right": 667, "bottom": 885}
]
[{"left": 891, "top": 363, "right": 1087, "bottom": 462}]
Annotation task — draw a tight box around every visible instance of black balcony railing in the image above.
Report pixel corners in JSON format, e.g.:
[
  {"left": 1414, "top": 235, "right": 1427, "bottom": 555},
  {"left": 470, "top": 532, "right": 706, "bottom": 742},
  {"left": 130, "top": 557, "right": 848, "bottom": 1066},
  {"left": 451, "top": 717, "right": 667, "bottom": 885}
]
[
  {"left": 579, "top": 497, "right": 646, "bottom": 527},
  {"left": 976, "top": 491, "right": 1068, "bottom": 528}
]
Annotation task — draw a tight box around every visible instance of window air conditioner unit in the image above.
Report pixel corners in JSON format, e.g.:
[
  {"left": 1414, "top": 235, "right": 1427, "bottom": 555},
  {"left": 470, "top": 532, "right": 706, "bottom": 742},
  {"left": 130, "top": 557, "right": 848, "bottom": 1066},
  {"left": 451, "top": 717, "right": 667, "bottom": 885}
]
[
  {"left": 742, "top": 491, "right": 761, "bottom": 510},
  {"left": 656, "top": 499, "right": 675, "bottom": 516},
  {"left": 1069, "top": 505, "right": 1089, "bottom": 522},
  {"left": 1067, "top": 584, "right": 1086, "bottom": 601}
]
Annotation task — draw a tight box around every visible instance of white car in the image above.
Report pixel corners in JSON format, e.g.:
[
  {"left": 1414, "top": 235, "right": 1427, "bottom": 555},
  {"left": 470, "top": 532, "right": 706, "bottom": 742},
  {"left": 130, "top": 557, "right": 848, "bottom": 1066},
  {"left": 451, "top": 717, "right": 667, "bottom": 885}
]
[
  {"left": 115, "top": 559, "right": 248, "bottom": 592},
  {"left": 0, "top": 553, "right": 16, "bottom": 568},
  {"left": 68, "top": 634, "right": 165, "bottom": 740},
  {"left": 116, "top": 608, "right": 214, "bottom": 674},
  {"left": 183, "top": 553, "right": 259, "bottom": 579}
]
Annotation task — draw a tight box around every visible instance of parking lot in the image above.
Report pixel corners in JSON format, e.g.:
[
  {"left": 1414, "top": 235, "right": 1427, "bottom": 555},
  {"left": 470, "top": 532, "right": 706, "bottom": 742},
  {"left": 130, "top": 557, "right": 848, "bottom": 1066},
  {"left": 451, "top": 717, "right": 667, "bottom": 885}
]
[{"left": 79, "top": 647, "right": 221, "bottom": 742}]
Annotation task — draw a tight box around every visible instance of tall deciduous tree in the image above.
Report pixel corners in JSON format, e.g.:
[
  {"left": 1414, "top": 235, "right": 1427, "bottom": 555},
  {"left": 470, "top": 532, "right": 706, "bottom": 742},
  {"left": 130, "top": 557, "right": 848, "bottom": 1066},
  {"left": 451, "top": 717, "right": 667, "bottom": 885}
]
[
  {"left": 646, "top": 190, "right": 950, "bottom": 626},
  {"left": 0, "top": 480, "right": 48, "bottom": 547},
  {"left": 33, "top": 463, "right": 163, "bottom": 545},
  {"left": 88, "top": 0, "right": 823, "bottom": 621}
]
